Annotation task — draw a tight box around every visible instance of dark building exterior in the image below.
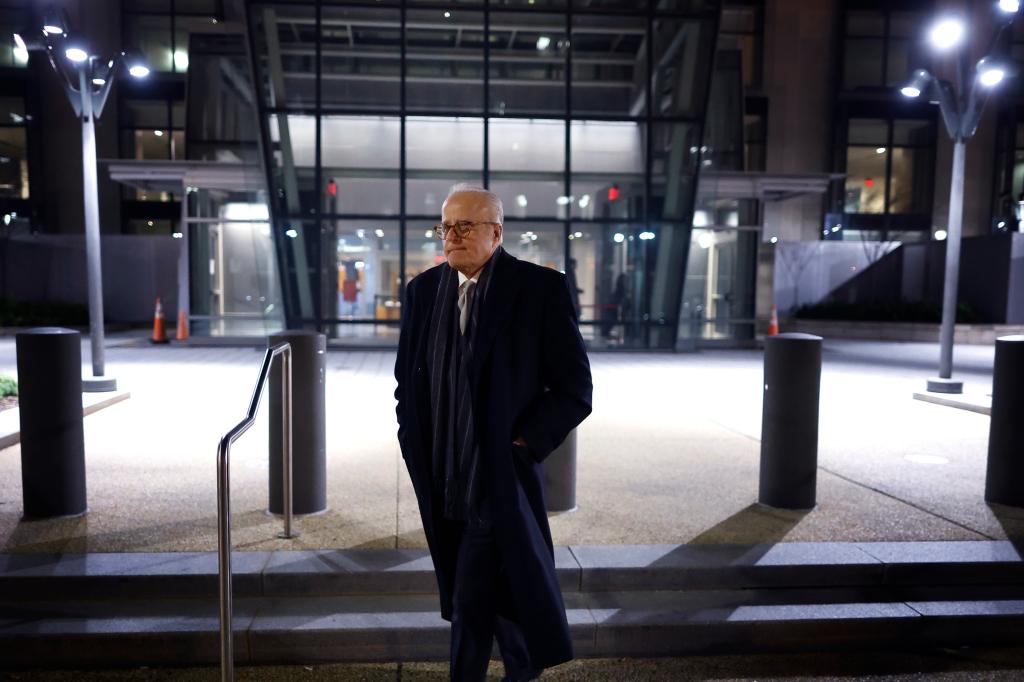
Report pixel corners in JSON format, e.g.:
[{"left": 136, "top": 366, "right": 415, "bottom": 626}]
[{"left": 2, "top": 0, "right": 1021, "bottom": 345}]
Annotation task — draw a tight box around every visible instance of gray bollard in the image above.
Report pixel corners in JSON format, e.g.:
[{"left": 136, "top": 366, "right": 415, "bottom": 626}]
[
  {"left": 543, "top": 429, "right": 577, "bottom": 513},
  {"left": 268, "top": 331, "right": 327, "bottom": 515},
  {"left": 985, "top": 335, "right": 1024, "bottom": 507},
  {"left": 758, "top": 333, "right": 822, "bottom": 510},
  {"left": 16, "top": 328, "right": 87, "bottom": 518}
]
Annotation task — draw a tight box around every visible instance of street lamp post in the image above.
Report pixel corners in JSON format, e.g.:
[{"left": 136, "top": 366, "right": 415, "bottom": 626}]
[
  {"left": 902, "top": 2, "right": 1018, "bottom": 394},
  {"left": 13, "top": 10, "right": 149, "bottom": 393}
]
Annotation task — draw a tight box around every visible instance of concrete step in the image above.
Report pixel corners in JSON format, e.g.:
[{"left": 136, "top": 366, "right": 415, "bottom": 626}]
[
  {"left": 3, "top": 541, "right": 1022, "bottom": 601},
  {"left": 3, "top": 591, "right": 1024, "bottom": 667}
]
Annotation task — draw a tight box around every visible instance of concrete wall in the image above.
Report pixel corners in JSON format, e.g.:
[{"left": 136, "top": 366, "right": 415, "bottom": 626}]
[
  {"left": 775, "top": 233, "right": 1024, "bottom": 324},
  {"left": 0, "top": 235, "right": 180, "bottom": 323},
  {"left": 760, "top": 0, "right": 840, "bottom": 243},
  {"left": 772, "top": 240, "right": 900, "bottom": 314}
]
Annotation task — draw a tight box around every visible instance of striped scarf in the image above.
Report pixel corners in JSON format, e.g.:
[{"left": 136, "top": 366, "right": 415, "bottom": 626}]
[{"left": 426, "top": 247, "right": 501, "bottom": 524}]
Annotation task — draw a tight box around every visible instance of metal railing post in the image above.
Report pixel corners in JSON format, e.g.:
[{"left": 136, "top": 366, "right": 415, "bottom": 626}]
[
  {"left": 278, "top": 346, "right": 295, "bottom": 540},
  {"left": 217, "top": 342, "right": 298, "bottom": 682}
]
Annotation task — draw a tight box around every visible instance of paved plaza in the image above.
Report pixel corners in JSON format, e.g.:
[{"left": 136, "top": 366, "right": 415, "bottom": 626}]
[{"left": 0, "top": 335, "right": 1019, "bottom": 554}]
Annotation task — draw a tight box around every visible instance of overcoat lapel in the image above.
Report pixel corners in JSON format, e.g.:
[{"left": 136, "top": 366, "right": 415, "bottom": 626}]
[{"left": 470, "top": 248, "right": 521, "bottom": 390}]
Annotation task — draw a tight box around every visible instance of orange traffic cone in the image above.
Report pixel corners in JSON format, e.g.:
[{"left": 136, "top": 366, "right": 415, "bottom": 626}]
[
  {"left": 176, "top": 309, "right": 189, "bottom": 341},
  {"left": 151, "top": 297, "right": 169, "bottom": 344},
  {"left": 767, "top": 304, "right": 780, "bottom": 336}
]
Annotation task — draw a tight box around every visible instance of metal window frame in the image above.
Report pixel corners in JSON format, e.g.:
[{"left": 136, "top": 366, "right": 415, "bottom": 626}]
[{"left": 244, "top": 0, "right": 720, "bottom": 346}]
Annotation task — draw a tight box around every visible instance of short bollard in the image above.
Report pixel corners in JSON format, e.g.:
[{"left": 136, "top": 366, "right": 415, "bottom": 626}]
[
  {"left": 985, "top": 335, "right": 1024, "bottom": 507},
  {"left": 543, "top": 429, "right": 577, "bottom": 513},
  {"left": 16, "top": 328, "right": 87, "bottom": 518},
  {"left": 758, "top": 333, "right": 822, "bottom": 510},
  {"left": 268, "top": 330, "right": 327, "bottom": 516}
]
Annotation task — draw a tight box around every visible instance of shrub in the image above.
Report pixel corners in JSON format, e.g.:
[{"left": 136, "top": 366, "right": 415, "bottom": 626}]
[
  {"left": 0, "top": 299, "right": 89, "bottom": 327},
  {"left": 0, "top": 375, "right": 16, "bottom": 398}
]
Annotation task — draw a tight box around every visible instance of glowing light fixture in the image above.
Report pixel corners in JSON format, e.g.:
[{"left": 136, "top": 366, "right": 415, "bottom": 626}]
[{"left": 929, "top": 18, "right": 965, "bottom": 50}]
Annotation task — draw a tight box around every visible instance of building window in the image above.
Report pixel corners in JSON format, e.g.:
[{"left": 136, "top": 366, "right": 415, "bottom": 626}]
[
  {"left": 0, "top": 97, "right": 29, "bottom": 200},
  {"left": 122, "top": 0, "right": 221, "bottom": 74},
  {"left": 991, "top": 107, "right": 1024, "bottom": 232},
  {"left": 120, "top": 99, "right": 185, "bottom": 200},
  {"left": 718, "top": 0, "right": 763, "bottom": 91},
  {"left": 245, "top": 0, "right": 722, "bottom": 348},
  {"left": 842, "top": 7, "right": 927, "bottom": 91},
  {"left": 832, "top": 112, "right": 935, "bottom": 240},
  {"left": 0, "top": 6, "right": 29, "bottom": 68}
]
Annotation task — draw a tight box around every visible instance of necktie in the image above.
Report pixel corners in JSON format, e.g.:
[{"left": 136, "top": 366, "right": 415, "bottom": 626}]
[{"left": 459, "top": 279, "right": 476, "bottom": 335}]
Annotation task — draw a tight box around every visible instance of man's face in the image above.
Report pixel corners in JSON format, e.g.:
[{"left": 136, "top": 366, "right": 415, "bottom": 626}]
[{"left": 441, "top": 192, "right": 502, "bottom": 276}]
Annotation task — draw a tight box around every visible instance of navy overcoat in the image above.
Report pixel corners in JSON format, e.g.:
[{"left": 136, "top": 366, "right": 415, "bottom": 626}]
[{"left": 394, "top": 247, "right": 593, "bottom": 669}]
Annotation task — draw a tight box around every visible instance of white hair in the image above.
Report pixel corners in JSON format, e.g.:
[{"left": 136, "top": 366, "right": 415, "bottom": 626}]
[{"left": 443, "top": 183, "right": 504, "bottom": 225}]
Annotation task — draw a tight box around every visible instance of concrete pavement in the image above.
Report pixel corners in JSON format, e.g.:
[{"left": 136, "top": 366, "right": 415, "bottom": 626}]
[{"left": 0, "top": 336, "right": 1018, "bottom": 554}]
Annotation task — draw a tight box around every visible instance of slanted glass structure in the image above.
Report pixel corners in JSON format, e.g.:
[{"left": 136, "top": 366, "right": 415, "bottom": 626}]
[{"left": 244, "top": 0, "right": 721, "bottom": 349}]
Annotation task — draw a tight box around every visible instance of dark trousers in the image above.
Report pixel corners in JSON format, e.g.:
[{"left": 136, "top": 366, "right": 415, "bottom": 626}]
[{"left": 449, "top": 518, "right": 535, "bottom": 682}]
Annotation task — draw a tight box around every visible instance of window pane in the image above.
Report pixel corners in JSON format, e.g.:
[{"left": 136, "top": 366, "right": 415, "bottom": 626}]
[
  {"left": 572, "top": 14, "right": 646, "bottom": 116},
  {"left": 406, "top": 222, "right": 446, "bottom": 282},
  {"left": 0, "top": 98, "right": 24, "bottom": 123},
  {"left": 848, "top": 118, "right": 887, "bottom": 145},
  {"left": 126, "top": 14, "right": 174, "bottom": 73},
  {"left": 569, "top": 222, "right": 644, "bottom": 344},
  {"left": 489, "top": 12, "right": 567, "bottom": 115},
  {"left": 680, "top": 228, "right": 757, "bottom": 341},
  {"left": 321, "top": 115, "right": 400, "bottom": 215},
  {"left": 406, "top": 116, "right": 483, "bottom": 216},
  {"left": 124, "top": 129, "right": 172, "bottom": 160},
  {"left": 174, "top": 16, "right": 218, "bottom": 73},
  {"left": 251, "top": 4, "right": 316, "bottom": 109},
  {"left": 0, "top": 127, "right": 28, "bottom": 199},
  {"left": 492, "top": 0, "right": 567, "bottom": 7},
  {"left": 573, "top": 0, "right": 648, "bottom": 9},
  {"left": 406, "top": 9, "right": 484, "bottom": 112},
  {"left": 720, "top": 6, "right": 756, "bottom": 33},
  {"left": 889, "top": 11, "right": 921, "bottom": 39},
  {"left": 844, "top": 146, "right": 886, "bottom": 213},
  {"left": 718, "top": 32, "right": 760, "bottom": 89},
  {"left": 0, "top": 9, "right": 29, "bottom": 67},
  {"left": 847, "top": 10, "right": 884, "bottom": 36},
  {"left": 893, "top": 119, "right": 931, "bottom": 145},
  {"left": 501, "top": 221, "right": 564, "bottom": 271},
  {"left": 886, "top": 38, "right": 910, "bottom": 87},
  {"left": 844, "top": 38, "right": 884, "bottom": 89},
  {"left": 321, "top": 6, "right": 401, "bottom": 110},
  {"left": 328, "top": 219, "right": 401, "bottom": 320},
  {"left": 651, "top": 17, "right": 716, "bottom": 117},
  {"left": 123, "top": 100, "right": 170, "bottom": 129},
  {"left": 650, "top": 122, "right": 699, "bottom": 220},
  {"left": 889, "top": 147, "right": 931, "bottom": 214},
  {"left": 489, "top": 119, "right": 565, "bottom": 219},
  {"left": 171, "top": 130, "right": 186, "bottom": 160},
  {"left": 1012, "top": 150, "right": 1024, "bottom": 202},
  {"left": 268, "top": 114, "right": 317, "bottom": 216},
  {"left": 570, "top": 120, "right": 645, "bottom": 220}
]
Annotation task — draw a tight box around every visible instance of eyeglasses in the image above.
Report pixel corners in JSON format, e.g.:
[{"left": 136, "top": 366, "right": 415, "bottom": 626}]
[{"left": 433, "top": 220, "right": 501, "bottom": 240}]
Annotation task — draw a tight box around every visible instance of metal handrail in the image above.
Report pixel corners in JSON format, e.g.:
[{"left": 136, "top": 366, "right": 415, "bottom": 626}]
[{"left": 217, "top": 341, "right": 297, "bottom": 682}]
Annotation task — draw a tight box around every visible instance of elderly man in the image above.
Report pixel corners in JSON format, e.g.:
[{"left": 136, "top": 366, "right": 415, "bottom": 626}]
[{"left": 394, "top": 185, "right": 593, "bottom": 681}]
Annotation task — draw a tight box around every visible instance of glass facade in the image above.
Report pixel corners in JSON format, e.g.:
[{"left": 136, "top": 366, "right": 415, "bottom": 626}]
[{"left": 245, "top": 0, "right": 720, "bottom": 348}]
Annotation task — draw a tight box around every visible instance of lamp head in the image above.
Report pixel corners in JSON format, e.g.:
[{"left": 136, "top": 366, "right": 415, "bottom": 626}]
[
  {"left": 978, "top": 56, "right": 1009, "bottom": 87},
  {"left": 64, "top": 38, "right": 89, "bottom": 63},
  {"left": 42, "top": 8, "right": 69, "bottom": 36},
  {"left": 902, "top": 69, "right": 931, "bottom": 98},
  {"left": 929, "top": 17, "right": 966, "bottom": 50},
  {"left": 998, "top": 0, "right": 1020, "bottom": 15},
  {"left": 121, "top": 48, "right": 150, "bottom": 78}
]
